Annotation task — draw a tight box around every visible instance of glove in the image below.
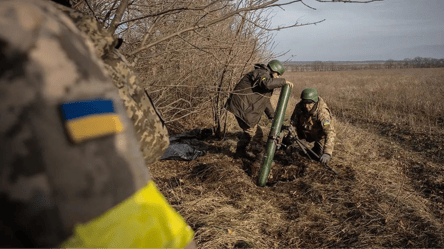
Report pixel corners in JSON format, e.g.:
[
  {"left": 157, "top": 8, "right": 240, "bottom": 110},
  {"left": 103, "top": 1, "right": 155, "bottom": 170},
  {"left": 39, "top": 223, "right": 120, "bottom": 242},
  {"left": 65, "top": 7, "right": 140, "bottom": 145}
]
[
  {"left": 285, "top": 81, "right": 294, "bottom": 88},
  {"left": 282, "top": 134, "right": 293, "bottom": 147},
  {"left": 320, "top": 154, "right": 331, "bottom": 165}
]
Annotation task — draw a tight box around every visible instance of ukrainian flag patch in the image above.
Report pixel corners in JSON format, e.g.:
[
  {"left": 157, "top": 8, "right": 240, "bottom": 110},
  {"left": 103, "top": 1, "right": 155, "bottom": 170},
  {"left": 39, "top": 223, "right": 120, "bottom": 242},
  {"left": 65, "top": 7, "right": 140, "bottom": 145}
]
[
  {"left": 323, "top": 120, "right": 330, "bottom": 126},
  {"left": 60, "top": 99, "right": 123, "bottom": 143}
]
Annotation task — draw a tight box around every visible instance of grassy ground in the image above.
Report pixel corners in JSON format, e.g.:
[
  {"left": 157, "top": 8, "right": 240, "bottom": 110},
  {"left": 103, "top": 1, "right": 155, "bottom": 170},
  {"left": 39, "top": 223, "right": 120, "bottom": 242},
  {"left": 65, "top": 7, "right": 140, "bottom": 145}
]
[{"left": 151, "top": 68, "right": 444, "bottom": 247}]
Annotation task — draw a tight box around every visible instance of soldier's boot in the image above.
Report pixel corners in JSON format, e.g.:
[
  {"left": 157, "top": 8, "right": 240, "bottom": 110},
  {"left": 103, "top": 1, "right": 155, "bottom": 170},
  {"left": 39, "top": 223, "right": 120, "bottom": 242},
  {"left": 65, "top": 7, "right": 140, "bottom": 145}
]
[
  {"left": 250, "top": 142, "right": 264, "bottom": 157},
  {"left": 250, "top": 145, "right": 265, "bottom": 181},
  {"left": 251, "top": 159, "right": 261, "bottom": 180},
  {"left": 234, "top": 132, "right": 252, "bottom": 159},
  {"left": 250, "top": 127, "right": 264, "bottom": 156}
]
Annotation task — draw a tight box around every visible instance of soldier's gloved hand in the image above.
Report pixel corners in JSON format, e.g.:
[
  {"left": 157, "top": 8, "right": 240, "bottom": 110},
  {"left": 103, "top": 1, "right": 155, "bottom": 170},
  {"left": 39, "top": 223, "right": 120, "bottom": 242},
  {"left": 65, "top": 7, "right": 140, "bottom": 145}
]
[
  {"left": 320, "top": 154, "right": 331, "bottom": 165},
  {"left": 285, "top": 81, "right": 294, "bottom": 88},
  {"left": 282, "top": 134, "right": 293, "bottom": 147}
]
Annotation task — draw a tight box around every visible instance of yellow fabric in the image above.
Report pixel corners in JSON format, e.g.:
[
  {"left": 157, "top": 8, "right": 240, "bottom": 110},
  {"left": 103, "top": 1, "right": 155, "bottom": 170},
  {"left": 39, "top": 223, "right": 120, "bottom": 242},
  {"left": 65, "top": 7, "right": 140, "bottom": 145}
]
[
  {"left": 66, "top": 114, "right": 123, "bottom": 143},
  {"left": 61, "top": 181, "right": 194, "bottom": 248}
]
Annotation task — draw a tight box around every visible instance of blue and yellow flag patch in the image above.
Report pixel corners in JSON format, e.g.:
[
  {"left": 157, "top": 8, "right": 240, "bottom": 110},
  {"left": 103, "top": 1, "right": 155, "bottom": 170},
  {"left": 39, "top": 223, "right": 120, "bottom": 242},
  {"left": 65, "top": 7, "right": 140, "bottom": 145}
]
[
  {"left": 323, "top": 120, "right": 330, "bottom": 126},
  {"left": 60, "top": 99, "right": 123, "bottom": 143}
]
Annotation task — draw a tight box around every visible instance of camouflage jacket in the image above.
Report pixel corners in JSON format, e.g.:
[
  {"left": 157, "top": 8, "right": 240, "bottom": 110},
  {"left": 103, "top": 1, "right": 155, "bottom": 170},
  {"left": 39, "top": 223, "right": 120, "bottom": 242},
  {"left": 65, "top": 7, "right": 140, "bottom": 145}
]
[
  {"left": 0, "top": 0, "right": 155, "bottom": 246},
  {"left": 52, "top": 2, "right": 169, "bottom": 166},
  {"left": 290, "top": 97, "right": 336, "bottom": 155},
  {"left": 226, "top": 64, "right": 286, "bottom": 127}
]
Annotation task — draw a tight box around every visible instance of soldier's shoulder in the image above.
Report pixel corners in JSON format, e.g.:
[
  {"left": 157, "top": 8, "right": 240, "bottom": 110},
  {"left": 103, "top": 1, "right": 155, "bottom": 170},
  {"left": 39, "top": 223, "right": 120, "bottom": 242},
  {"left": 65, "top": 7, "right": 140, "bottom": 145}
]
[
  {"left": 318, "top": 110, "right": 332, "bottom": 122},
  {"left": 318, "top": 97, "right": 331, "bottom": 111},
  {"left": 50, "top": 1, "right": 116, "bottom": 57},
  {"left": 250, "top": 68, "right": 270, "bottom": 82},
  {"left": 254, "top": 67, "right": 269, "bottom": 74},
  {"left": 254, "top": 63, "right": 268, "bottom": 70},
  {"left": 318, "top": 96, "right": 330, "bottom": 107},
  {"left": 0, "top": 0, "right": 109, "bottom": 88}
]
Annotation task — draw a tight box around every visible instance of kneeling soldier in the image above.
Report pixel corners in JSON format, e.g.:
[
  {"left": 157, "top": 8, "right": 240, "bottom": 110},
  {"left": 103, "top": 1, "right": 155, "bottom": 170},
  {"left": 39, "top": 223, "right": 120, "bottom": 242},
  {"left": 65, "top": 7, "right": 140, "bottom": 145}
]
[{"left": 285, "top": 88, "right": 335, "bottom": 165}]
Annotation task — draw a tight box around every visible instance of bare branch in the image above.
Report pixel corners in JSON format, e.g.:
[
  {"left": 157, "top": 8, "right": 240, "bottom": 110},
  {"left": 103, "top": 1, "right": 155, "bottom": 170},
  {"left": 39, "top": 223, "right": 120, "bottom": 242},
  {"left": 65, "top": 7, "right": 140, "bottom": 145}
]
[
  {"left": 108, "top": 0, "right": 129, "bottom": 34},
  {"left": 300, "top": 0, "right": 317, "bottom": 10},
  {"left": 84, "top": 0, "right": 100, "bottom": 23},
  {"left": 177, "top": 35, "right": 225, "bottom": 65},
  {"left": 243, "top": 16, "right": 326, "bottom": 31},
  {"left": 140, "top": 17, "right": 160, "bottom": 48},
  {"left": 118, "top": 1, "right": 222, "bottom": 26},
  {"left": 129, "top": 0, "right": 285, "bottom": 55},
  {"left": 73, "top": 0, "right": 84, "bottom": 9},
  {"left": 103, "top": 0, "right": 119, "bottom": 26},
  {"left": 316, "top": 0, "right": 383, "bottom": 2}
]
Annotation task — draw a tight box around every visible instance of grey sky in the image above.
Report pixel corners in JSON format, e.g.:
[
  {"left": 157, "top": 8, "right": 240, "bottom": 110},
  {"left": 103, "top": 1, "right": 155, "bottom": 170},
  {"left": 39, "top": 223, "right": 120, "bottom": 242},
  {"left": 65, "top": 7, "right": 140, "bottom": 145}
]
[{"left": 270, "top": 0, "right": 444, "bottom": 61}]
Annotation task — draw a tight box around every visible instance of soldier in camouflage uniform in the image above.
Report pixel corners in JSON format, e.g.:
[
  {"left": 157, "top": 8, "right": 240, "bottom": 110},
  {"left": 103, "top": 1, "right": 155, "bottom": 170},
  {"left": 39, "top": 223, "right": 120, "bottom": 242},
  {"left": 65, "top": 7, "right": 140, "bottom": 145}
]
[
  {"left": 0, "top": 0, "right": 194, "bottom": 247},
  {"left": 226, "top": 60, "right": 293, "bottom": 159},
  {"left": 52, "top": 1, "right": 169, "bottom": 167},
  {"left": 285, "top": 88, "right": 336, "bottom": 165}
]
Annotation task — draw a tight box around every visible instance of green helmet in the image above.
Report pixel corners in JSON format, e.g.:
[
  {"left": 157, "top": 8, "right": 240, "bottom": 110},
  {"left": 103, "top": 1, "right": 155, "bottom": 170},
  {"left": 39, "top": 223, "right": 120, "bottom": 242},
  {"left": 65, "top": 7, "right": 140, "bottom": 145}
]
[
  {"left": 300, "top": 88, "right": 319, "bottom": 102},
  {"left": 267, "top": 60, "right": 285, "bottom": 75}
]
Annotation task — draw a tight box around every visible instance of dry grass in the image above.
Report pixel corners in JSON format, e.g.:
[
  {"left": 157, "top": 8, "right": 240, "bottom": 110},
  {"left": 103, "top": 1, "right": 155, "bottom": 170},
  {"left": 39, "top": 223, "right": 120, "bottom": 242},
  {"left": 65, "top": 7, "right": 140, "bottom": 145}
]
[{"left": 151, "top": 68, "right": 444, "bottom": 248}]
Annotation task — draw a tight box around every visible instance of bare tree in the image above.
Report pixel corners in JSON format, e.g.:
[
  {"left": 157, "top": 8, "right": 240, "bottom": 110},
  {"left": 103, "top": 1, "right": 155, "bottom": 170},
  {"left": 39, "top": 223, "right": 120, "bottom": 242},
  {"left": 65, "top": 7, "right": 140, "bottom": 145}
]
[{"left": 71, "top": 0, "right": 382, "bottom": 133}]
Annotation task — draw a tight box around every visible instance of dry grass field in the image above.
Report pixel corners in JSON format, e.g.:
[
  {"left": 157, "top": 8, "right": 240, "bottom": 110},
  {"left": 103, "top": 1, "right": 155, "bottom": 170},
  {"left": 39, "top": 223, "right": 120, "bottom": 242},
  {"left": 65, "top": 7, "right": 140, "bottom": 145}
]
[{"left": 151, "top": 68, "right": 444, "bottom": 248}]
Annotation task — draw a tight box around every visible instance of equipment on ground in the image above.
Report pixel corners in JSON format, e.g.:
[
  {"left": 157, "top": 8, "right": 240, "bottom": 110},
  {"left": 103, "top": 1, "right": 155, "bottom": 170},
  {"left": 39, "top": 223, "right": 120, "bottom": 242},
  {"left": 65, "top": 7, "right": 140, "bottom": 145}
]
[
  {"left": 280, "top": 130, "right": 338, "bottom": 175},
  {"left": 257, "top": 84, "right": 291, "bottom": 187}
]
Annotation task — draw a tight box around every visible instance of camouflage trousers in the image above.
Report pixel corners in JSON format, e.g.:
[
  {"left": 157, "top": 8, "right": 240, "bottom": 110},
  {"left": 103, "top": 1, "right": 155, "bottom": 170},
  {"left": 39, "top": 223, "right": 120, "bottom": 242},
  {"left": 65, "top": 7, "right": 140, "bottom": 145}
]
[
  {"left": 311, "top": 137, "right": 327, "bottom": 157},
  {"left": 235, "top": 117, "right": 264, "bottom": 155}
]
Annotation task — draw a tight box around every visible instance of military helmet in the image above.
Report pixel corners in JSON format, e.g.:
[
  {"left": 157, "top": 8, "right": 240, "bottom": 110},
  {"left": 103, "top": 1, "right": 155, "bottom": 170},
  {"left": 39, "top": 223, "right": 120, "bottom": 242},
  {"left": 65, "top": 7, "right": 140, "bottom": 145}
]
[
  {"left": 300, "top": 88, "right": 319, "bottom": 102},
  {"left": 267, "top": 60, "right": 285, "bottom": 75}
]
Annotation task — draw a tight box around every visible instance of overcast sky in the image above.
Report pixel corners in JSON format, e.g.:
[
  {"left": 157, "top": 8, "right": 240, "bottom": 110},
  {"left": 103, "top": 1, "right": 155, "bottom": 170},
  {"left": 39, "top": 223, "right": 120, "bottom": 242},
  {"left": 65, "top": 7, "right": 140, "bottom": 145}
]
[{"left": 270, "top": 0, "right": 444, "bottom": 61}]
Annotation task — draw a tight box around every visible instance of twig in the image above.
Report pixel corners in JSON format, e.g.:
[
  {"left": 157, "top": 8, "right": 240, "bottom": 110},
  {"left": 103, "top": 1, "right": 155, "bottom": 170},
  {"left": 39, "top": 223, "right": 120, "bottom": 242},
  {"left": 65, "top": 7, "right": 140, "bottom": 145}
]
[
  {"left": 84, "top": 0, "right": 100, "bottom": 24},
  {"left": 73, "top": 0, "right": 85, "bottom": 9},
  {"left": 108, "top": 0, "right": 129, "bottom": 34},
  {"left": 316, "top": 0, "right": 383, "bottom": 2}
]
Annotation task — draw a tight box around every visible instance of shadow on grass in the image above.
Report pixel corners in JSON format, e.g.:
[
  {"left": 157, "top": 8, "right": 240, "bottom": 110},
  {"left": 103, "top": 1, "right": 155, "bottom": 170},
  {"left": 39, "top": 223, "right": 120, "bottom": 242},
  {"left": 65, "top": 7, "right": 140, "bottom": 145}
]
[{"left": 339, "top": 116, "right": 444, "bottom": 228}]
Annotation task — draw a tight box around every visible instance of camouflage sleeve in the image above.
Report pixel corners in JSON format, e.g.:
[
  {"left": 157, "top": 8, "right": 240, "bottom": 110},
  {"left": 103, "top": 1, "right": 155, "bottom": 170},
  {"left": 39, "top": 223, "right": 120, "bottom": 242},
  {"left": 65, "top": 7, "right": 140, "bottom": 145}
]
[
  {"left": 53, "top": 1, "right": 170, "bottom": 166},
  {"left": 102, "top": 49, "right": 170, "bottom": 166},
  {"left": 253, "top": 70, "right": 286, "bottom": 90},
  {"left": 50, "top": 2, "right": 116, "bottom": 58},
  {"left": 318, "top": 106, "right": 335, "bottom": 156},
  {"left": 0, "top": 0, "right": 150, "bottom": 246}
]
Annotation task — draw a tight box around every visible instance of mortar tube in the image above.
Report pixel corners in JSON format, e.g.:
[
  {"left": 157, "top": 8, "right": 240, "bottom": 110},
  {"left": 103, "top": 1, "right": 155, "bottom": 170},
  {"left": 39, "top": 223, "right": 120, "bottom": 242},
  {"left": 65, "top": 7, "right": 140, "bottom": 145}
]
[{"left": 257, "top": 84, "right": 292, "bottom": 187}]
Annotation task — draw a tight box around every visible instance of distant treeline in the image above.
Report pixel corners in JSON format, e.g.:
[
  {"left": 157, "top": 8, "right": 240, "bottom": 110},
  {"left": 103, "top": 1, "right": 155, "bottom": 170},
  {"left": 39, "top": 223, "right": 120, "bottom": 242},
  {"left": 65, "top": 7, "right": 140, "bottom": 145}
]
[{"left": 285, "top": 57, "right": 444, "bottom": 72}]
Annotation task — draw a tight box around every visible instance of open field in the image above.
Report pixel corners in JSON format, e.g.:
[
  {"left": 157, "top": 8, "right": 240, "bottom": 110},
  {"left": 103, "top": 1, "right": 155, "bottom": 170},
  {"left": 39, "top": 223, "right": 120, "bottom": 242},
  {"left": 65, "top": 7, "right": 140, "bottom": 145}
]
[{"left": 152, "top": 68, "right": 444, "bottom": 247}]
